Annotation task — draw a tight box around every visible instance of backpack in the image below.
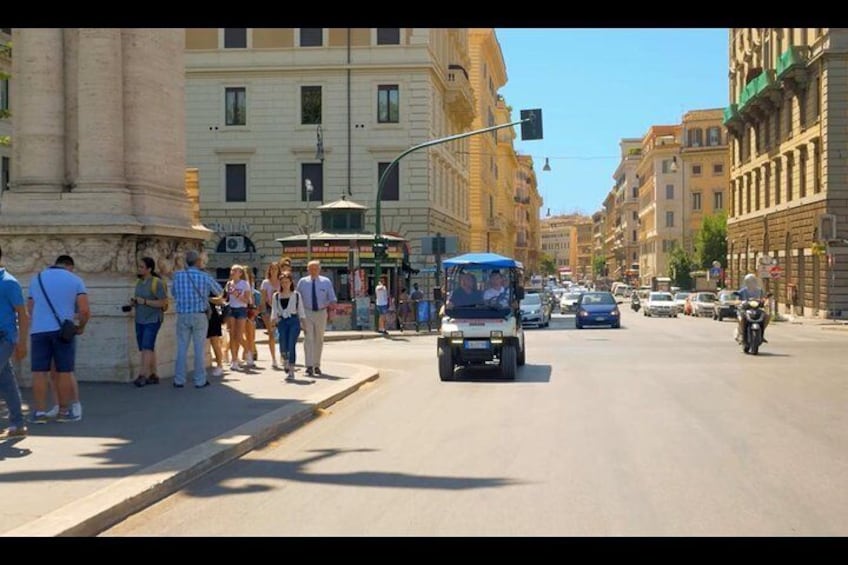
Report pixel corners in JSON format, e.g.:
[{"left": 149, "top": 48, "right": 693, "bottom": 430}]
[{"left": 137, "top": 276, "right": 169, "bottom": 313}]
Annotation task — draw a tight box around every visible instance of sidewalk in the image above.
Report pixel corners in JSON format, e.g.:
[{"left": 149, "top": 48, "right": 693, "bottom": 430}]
[{"left": 0, "top": 358, "right": 379, "bottom": 537}]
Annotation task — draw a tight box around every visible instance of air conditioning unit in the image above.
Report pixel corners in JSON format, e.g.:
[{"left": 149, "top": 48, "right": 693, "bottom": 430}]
[{"left": 225, "top": 235, "right": 247, "bottom": 253}]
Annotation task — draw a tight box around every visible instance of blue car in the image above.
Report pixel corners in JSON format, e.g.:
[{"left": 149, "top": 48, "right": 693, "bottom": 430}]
[{"left": 575, "top": 292, "right": 621, "bottom": 329}]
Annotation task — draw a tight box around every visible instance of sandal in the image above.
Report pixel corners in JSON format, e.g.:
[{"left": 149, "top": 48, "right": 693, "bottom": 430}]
[{"left": 133, "top": 375, "right": 148, "bottom": 388}]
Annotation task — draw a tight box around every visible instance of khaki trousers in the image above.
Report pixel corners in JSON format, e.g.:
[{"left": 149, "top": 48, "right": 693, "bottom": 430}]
[{"left": 302, "top": 308, "right": 328, "bottom": 368}]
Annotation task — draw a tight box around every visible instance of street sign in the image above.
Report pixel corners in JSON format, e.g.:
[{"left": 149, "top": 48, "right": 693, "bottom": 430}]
[
  {"left": 421, "top": 235, "right": 457, "bottom": 255},
  {"left": 520, "top": 109, "right": 543, "bottom": 141},
  {"left": 768, "top": 265, "right": 782, "bottom": 279}
]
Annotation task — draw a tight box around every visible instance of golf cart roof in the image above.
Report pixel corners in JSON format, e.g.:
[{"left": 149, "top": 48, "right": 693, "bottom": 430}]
[{"left": 442, "top": 253, "right": 523, "bottom": 269}]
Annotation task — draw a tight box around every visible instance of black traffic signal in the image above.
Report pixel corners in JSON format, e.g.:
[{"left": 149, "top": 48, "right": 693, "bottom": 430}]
[
  {"left": 520, "top": 109, "right": 543, "bottom": 141},
  {"left": 373, "top": 237, "right": 389, "bottom": 260}
]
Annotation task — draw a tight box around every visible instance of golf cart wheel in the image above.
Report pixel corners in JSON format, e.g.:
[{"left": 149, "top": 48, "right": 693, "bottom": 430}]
[
  {"left": 500, "top": 344, "right": 518, "bottom": 380},
  {"left": 438, "top": 342, "right": 455, "bottom": 381}
]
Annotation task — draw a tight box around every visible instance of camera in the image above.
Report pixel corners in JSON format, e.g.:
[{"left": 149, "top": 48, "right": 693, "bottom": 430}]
[{"left": 121, "top": 304, "right": 133, "bottom": 313}]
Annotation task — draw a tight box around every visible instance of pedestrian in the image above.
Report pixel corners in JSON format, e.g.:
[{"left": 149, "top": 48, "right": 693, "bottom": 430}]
[
  {"left": 260, "top": 261, "right": 282, "bottom": 369},
  {"left": 170, "top": 250, "right": 223, "bottom": 388},
  {"left": 131, "top": 257, "right": 168, "bottom": 387},
  {"left": 410, "top": 282, "right": 424, "bottom": 332},
  {"left": 271, "top": 270, "right": 305, "bottom": 379},
  {"left": 206, "top": 289, "right": 227, "bottom": 378},
  {"left": 397, "top": 287, "right": 411, "bottom": 332},
  {"left": 27, "top": 255, "right": 90, "bottom": 422},
  {"left": 296, "top": 260, "right": 337, "bottom": 376},
  {"left": 375, "top": 276, "right": 389, "bottom": 334},
  {"left": 0, "top": 243, "right": 30, "bottom": 438},
  {"left": 243, "top": 266, "right": 259, "bottom": 369},
  {"left": 224, "top": 264, "right": 251, "bottom": 372}
]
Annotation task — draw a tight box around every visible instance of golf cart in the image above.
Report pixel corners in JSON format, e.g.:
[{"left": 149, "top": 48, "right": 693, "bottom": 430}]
[{"left": 437, "top": 253, "right": 526, "bottom": 381}]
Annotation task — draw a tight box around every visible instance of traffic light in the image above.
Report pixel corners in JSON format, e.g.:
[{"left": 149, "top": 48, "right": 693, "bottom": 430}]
[
  {"left": 520, "top": 109, "right": 543, "bottom": 141},
  {"left": 373, "top": 237, "right": 389, "bottom": 260}
]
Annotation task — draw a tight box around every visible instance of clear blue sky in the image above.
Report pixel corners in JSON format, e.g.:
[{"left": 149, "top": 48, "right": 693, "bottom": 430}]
[{"left": 497, "top": 28, "right": 729, "bottom": 217}]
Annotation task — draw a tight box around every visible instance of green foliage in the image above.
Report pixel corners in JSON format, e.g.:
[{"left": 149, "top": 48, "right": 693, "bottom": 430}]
[
  {"left": 592, "top": 254, "right": 606, "bottom": 277},
  {"left": 539, "top": 255, "right": 557, "bottom": 276},
  {"left": 694, "top": 211, "right": 728, "bottom": 269},
  {"left": 668, "top": 245, "right": 695, "bottom": 290}
]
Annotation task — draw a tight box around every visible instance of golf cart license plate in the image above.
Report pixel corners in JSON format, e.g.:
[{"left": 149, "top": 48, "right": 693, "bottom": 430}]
[{"left": 465, "top": 340, "right": 489, "bottom": 350}]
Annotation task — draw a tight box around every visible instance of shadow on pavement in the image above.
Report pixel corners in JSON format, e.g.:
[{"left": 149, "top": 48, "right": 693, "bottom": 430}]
[
  {"left": 453, "top": 364, "right": 552, "bottom": 383},
  {"left": 185, "top": 448, "right": 523, "bottom": 497},
  {"left": 0, "top": 437, "right": 32, "bottom": 460}
]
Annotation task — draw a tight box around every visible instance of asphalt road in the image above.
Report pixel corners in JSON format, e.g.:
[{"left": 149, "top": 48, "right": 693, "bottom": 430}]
[{"left": 103, "top": 308, "right": 848, "bottom": 536}]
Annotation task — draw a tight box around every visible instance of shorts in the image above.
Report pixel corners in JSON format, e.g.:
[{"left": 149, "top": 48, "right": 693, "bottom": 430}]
[
  {"left": 31, "top": 330, "right": 76, "bottom": 373},
  {"left": 377, "top": 304, "right": 389, "bottom": 315},
  {"left": 207, "top": 306, "right": 223, "bottom": 338},
  {"left": 135, "top": 321, "right": 162, "bottom": 351},
  {"left": 229, "top": 307, "right": 248, "bottom": 320}
]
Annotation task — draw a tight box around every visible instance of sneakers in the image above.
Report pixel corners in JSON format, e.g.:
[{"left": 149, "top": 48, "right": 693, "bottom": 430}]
[
  {"left": 271, "top": 361, "right": 279, "bottom": 370},
  {"left": 245, "top": 352, "right": 255, "bottom": 369},
  {"left": 58, "top": 403, "right": 83, "bottom": 423},
  {"left": 1, "top": 425, "right": 28, "bottom": 438},
  {"left": 230, "top": 362, "right": 240, "bottom": 372},
  {"left": 211, "top": 367, "right": 224, "bottom": 378},
  {"left": 30, "top": 405, "right": 59, "bottom": 425}
]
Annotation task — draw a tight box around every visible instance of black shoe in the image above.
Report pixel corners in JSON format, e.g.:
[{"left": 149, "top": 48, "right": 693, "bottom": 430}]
[
  {"left": 133, "top": 375, "right": 147, "bottom": 388},
  {"left": 172, "top": 382, "right": 185, "bottom": 388},
  {"left": 306, "top": 367, "right": 315, "bottom": 376},
  {"left": 195, "top": 381, "right": 211, "bottom": 388},
  {"left": 314, "top": 367, "right": 322, "bottom": 376},
  {"left": 147, "top": 374, "right": 160, "bottom": 385}
]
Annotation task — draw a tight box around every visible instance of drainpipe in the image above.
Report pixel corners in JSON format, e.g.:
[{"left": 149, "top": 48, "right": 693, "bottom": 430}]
[{"left": 347, "top": 28, "right": 352, "bottom": 196}]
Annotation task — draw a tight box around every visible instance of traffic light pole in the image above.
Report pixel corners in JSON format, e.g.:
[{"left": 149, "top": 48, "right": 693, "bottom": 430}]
[{"left": 372, "top": 115, "right": 537, "bottom": 329}]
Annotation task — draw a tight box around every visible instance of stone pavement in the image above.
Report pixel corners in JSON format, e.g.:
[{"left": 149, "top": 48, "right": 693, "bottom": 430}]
[{"left": 0, "top": 355, "right": 379, "bottom": 537}]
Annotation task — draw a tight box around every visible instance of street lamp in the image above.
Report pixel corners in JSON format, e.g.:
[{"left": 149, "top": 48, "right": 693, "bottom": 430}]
[
  {"left": 303, "top": 126, "right": 325, "bottom": 262},
  {"left": 542, "top": 157, "right": 551, "bottom": 172}
]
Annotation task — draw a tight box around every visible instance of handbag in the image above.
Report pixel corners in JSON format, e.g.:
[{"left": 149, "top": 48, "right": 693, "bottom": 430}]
[{"left": 38, "top": 272, "right": 78, "bottom": 343}]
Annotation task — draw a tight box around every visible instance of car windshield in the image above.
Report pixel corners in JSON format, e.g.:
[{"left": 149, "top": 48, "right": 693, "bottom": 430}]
[
  {"left": 674, "top": 293, "right": 691, "bottom": 301},
  {"left": 445, "top": 266, "right": 515, "bottom": 311},
  {"left": 698, "top": 294, "right": 717, "bottom": 302},
  {"left": 720, "top": 292, "right": 741, "bottom": 301},
  {"left": 521, "top": 295, "right": 542, "bottom": 307},
  {"left": 564, "top": 293, "right": 582, "bottom": 300},
  {"left": 650, "top": 293, "right": 673, "bottom": 301},
  {"left": 581, "top": 293, "right": 615, "bottom": 305}
]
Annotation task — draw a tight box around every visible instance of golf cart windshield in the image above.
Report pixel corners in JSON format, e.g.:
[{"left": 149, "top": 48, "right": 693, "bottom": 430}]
[{"left": 443, "top": 253, "right": 523, "bottom": 318}]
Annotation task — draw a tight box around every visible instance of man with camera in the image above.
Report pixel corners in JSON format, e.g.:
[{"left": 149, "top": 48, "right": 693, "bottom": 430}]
[
  {"left": 27, "top": 255, "right": 90, "bottom": 423},
  {"left": 125, "top": 257, "right": 169, "bottom": 387}
]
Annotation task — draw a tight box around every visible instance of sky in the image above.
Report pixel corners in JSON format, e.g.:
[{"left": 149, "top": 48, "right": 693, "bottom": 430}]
[{"left": 497, "top": 28, "right": 729, "bottom": 217}]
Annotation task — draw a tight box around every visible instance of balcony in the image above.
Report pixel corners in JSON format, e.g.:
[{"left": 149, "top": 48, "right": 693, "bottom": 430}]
[
  {"left": 739, "top": 69, "right": 780, "bottom": 122},
  {"left": 446, "top": 65, "right": 476, "bottom": 129},
  {"left": 776, "top": 46, "right": 810, "bottom": 93},
  {"left": 513, "top": 194, "right": 531, "bottom": 204}
]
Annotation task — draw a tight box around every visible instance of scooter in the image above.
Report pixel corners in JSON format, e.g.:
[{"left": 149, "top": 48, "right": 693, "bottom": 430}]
[
  {"left": 631, "top": 295, "right": 641, "bottom": 312},
  {"left": 738, "top": 298, "right": 767, "bottom": 355}
]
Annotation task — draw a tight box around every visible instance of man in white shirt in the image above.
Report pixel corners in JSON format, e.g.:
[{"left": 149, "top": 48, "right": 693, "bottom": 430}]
[
  {"left": 375, "top": 276, "right": 389, "bottom": 334},
  {"left": 483, "top": 271, "right": 510, "bottom": 308},
  {"left": 295, "top": 260, "right": 337, "bottom": 376}
]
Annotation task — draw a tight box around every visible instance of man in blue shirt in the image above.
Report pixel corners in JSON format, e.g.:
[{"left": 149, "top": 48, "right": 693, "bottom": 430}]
[
  {"left": 0, "top": 244, "right": 30, "bottom": 437},
  {"left": 296, "top": 260, "right": 337, "bottom": 377},
  {"left": 28, "top": 255, "right": 90, "bottom": 423},
  {"left": 170, "top": 250, "right": 223, "bottom": 388}
]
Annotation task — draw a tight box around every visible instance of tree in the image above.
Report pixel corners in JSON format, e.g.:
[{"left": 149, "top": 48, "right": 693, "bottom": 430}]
[
  {"left": 668, "top": 245, "right": 694, "bottom": 290},
  {"left": 694, "top": 211, "right": 727, "bottom": 269},
  {"left": 539, "top": 254, "right": 556, "bottom": 276},
  {"left": 592, "top": 254, "right": 606, "bottom": 277}
]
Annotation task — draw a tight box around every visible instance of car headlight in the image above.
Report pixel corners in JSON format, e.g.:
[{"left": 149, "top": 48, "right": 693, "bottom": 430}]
[
  {"left": 612, "top": 309, "right": 620, "bottom": 316},
  {"left": 579, "top": 310, "right": 589, "bottom": 317}
]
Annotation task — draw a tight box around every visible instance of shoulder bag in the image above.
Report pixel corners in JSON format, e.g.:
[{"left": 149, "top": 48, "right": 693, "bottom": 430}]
[
  {"left": 38, "top": 272, "right": 78, "bottom": 343},
  {"left": 186, "top": 270, "right": 213, "bottom": 321}
]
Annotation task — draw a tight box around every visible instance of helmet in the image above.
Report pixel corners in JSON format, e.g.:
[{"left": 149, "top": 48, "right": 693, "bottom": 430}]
[{"left": 743, "top": 273, "right": 760, "bottom": 288}]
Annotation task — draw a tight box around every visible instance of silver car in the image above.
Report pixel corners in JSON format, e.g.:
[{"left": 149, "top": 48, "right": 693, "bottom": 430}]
[{"left": 643, "top": 292, "right": 678, "bottom": 317}]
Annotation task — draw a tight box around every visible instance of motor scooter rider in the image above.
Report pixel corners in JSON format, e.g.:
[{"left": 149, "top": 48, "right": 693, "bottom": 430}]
[{"left": 736, "top": 273, "right": 769, "bottom": 343}]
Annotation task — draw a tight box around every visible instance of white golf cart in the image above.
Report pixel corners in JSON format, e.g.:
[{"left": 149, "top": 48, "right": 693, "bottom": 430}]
[{"left": 437, "top": 253, "right": 526, "bottom": 381}]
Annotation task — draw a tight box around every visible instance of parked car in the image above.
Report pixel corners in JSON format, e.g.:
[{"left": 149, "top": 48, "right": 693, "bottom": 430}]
[
  {"left": 714, "top": 290, "right": 742, "bottom": 321},
  {"left": 559, "top": 291, "right": 583, "bottom": 313},
  {"left": 575, "top": 292, "right": 621, "bottom": 329},
  {"left": 690, "top": 292, "right": 718, "bottom": 317},
  {"left": 643, "top": 291, "right": 678, "bottom": 317},
  {"left": 673, "top": 292, "right": 691, "bottom": 312},
  {"left": 520, "top": 292, "right": 551, "bottom": 328}
]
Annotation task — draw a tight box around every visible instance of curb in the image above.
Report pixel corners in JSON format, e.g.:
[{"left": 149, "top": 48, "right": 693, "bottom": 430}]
[{"left": 2, "top": 364, "right": 380, "bottom": 538}]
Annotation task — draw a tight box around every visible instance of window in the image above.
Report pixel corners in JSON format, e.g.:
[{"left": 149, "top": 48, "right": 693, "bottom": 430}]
[
  {"left": 799, "top": 147, "right": 807, "bottom": 198},
  {"left": 688, "top": 128, "right": 703, "bottom": 147},
  {"left": 299, "top": 28, "right": 323, "bottom": 47},
  {"left": 661, "top": 159, "right": 672, "bottom": 174},
  {"left": 376, "top": 28, "right": 400, "bottom": 45},
  {"left": 814, "top": 141, "right": 821, "bottom": 193},
  {"left": 378, "top": 162, "right": 399, "bottom": 201},
  {"left": 662, "top": 239, "right": 677, "bottom": 252},
  {"left": 632, "top": 252, "right": 638, "bottom": 262},
  {"left": 488, "top": 195, "right": 494, "bottom": 218},
  {"left": 707, "top": 127, "right": 721, "bottom": 146},
  {"left": 713, "top": 163, "right": 723, "bottom": 175},
  {"left": 745, "top": 177, "right": 751, "bottom": 213},
  {"left": 692, "top": 192, "right": 702, "bottom": 211},
  {"left": 815, "top": 74, "right": 821, "bottom": 119},
  {"left": 301, "top": 163, "right": 323, "bottom": 202},
  {"left": 487, "top": 108, "right": 495, "bottom": 141},
  {"left": 225, "top": 164, "right": 246, "bottom": 202},
  {"left": 764, "top": 115, "right": 771, "bottom": 149},
  {"left": 301, "top": 86, "right": 322, "bottom": 125},
  {"left": 223, "top": 28, "right": 247, "bottom": 48},
  {"left": 632, "top": 230, "right": 637, "bottom": 243},
  {"left": 0, "top": 77, "right": 8, "bottom": 113},
  {"left": 764, "top": 166, "right": 771, "bottom": 208},
  {"left": 775, "top": 105, "right": 782, "bottom": 143},
  {"left": 786, "top": 98, "right": 793, "bottom": 138},
  {"left": 666, "top": 184, "right": 674, "bottom": 200},
  {"left": 692, "top": 164, "right": 702, "bottom": 176},
  {"left": 632, "top": 186, "right": 638, "bottom": 199},
  {"left": 377, "top": 85, "right": 399, "bottom": 123},
  {"left": 666, "top": 211, "right": 674, "bottom": 228},
  {"left": 786, "top": 154, "right": 794, "bottom": 201},
  {"left": 632, "top": 211, "right": 638, "bottom": 221},
  {"left": 1, "top": 156, "right": 9, "bottom": 191},
  {"left": 774, "top": 159, "right": 782, "bottom": 205},
  {"left": 224, "top": 87, "right": 246, "bottom": 126}
]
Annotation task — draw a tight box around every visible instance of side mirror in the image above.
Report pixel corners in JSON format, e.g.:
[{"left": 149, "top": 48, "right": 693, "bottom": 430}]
[{"left": 515, "top": 286, "right": 525, "bottom": 301}]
